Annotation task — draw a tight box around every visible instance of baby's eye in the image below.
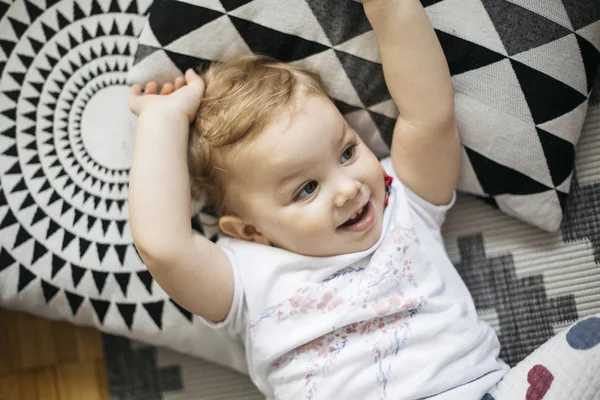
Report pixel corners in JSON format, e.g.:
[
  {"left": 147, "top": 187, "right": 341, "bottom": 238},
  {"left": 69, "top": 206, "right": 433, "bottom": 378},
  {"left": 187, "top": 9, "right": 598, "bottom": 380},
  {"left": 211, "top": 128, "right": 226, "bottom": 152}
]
[
  {"left": 340, "top": 144, "right": 356, "bottom": 164},
  {"left": 295, "top": 180, "right": 318, "bottom": 201}
]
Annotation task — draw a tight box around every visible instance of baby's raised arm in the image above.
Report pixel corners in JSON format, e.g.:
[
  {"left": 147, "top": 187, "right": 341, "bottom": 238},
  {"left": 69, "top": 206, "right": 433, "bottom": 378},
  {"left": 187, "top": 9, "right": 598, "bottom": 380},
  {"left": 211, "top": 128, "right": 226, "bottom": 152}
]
[
  {"left": 364, "top": 0, "right": 461, "bottom": 205},
  {"left": 128, "top": 70, "right": 234, "bottom": 322}
]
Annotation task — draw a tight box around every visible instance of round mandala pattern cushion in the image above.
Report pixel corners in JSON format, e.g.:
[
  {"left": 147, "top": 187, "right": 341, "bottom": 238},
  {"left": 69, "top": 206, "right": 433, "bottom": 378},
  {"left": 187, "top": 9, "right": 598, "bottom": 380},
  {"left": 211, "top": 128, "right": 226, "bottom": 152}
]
[{"left": 0, "top": 0, "right": 195, "bottom": 335}]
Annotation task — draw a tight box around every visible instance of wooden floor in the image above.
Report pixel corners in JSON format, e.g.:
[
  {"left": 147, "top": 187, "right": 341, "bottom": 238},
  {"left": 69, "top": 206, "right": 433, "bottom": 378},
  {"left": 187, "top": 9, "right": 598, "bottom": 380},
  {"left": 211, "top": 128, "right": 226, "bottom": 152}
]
[{"left": 0, "top": 308, "right": 110, "bottom": 400}]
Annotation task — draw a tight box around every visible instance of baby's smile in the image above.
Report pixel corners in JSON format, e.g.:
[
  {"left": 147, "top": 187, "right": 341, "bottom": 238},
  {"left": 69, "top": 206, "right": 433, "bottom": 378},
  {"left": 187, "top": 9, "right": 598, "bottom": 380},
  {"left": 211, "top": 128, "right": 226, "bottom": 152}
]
[{"left": 338, "top": 199, "right": 375, "bottom": 232}]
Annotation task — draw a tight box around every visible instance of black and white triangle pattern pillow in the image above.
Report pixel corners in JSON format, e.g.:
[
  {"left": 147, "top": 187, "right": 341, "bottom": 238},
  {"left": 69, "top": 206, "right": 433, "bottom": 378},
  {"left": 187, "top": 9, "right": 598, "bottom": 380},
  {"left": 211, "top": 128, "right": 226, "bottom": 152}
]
[
  {"left": 0, "top": 0, "right": 249, "bottom": 374},
  {"left": 129, "top": 0, "right": 600, "bottom": 232}
]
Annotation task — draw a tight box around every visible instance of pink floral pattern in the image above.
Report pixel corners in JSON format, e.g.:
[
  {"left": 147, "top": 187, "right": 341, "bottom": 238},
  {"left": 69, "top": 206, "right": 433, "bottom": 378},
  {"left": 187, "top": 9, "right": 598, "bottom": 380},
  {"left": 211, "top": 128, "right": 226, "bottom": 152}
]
[{"left": 250, "top": 217, "right": 426, "bottom": 399}]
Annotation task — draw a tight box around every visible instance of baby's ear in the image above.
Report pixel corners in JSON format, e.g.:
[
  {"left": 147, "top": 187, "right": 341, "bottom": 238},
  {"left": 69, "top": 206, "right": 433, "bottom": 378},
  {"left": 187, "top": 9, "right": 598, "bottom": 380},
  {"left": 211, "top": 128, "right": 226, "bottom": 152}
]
[{"left": 219, "top": 216, "right": 271, "bottom": 246}]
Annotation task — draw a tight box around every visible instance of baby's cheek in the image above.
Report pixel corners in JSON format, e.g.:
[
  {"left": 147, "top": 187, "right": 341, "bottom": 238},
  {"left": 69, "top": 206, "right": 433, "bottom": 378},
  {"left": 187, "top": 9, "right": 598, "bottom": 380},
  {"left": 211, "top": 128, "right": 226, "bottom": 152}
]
[{"left": 281, "top": 210, "right": 328, "bottom": 236}]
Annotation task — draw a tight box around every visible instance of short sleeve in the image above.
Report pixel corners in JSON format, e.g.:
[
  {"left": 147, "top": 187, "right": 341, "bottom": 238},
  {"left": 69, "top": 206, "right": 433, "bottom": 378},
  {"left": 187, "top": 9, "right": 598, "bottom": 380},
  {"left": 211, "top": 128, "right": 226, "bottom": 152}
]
[
  {"left": 403, "top": 185, "right": 456, "bottom": 228},
  {"left": 198, "top": 244, "right": 246, "bottom": 338},
  {"left": 380, "top": 157, "right": 456, "bottom": 229}
]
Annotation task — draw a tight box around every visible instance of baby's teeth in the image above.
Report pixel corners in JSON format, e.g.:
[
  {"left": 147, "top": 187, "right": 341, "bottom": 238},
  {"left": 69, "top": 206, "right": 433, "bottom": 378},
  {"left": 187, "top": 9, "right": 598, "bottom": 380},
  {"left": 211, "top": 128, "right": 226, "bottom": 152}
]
[{"left": 348, "top": 205, "right": 366, "bottom": 222}]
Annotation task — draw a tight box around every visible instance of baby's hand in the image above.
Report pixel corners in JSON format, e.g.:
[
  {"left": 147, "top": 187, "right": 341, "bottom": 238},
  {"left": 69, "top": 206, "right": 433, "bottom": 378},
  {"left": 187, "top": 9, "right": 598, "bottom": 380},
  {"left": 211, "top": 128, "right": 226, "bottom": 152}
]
[{"left": 129, "top": 69, "right": 205, "bottom": 123}]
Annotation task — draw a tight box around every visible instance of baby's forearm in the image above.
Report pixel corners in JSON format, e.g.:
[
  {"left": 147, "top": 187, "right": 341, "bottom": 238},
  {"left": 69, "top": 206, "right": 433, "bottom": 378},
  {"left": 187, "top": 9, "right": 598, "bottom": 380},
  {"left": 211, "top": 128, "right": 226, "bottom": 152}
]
[
  {"left": 364, "top": 0, "right": 454, "bottom": 128},
  {"left": 128, "top": 108, "right": 195, "bottom": 262}
]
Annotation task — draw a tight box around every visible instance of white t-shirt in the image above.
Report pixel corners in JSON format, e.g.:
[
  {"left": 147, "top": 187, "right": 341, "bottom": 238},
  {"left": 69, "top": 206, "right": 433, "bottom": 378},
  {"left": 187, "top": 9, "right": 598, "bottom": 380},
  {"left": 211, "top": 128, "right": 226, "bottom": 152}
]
[{"left": 214, "top": 158, "right": 509, "bottom": 400}]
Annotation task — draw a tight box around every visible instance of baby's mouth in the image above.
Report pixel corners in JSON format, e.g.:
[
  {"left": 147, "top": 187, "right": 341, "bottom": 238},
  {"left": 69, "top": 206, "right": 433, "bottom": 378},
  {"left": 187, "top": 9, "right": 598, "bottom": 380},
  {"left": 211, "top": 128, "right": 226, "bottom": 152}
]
[
  {"left": 340, "top": 204, "right": 368, "bottom": 227},
  {"left": 338, "top": 200, "right": 375, "bottom": 232}
]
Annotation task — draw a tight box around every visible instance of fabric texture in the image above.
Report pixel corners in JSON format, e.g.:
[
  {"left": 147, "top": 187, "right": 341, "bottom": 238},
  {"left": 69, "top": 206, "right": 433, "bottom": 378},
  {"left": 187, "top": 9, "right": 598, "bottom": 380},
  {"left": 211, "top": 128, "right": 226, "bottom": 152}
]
[
  {"left": 485, "top": 314, "right": 600, "bottom": 400},
  {"left": 128, "top": 0, "right": 600, "bottom": 232},
  {"left": 214, "top": 158, "right": 509, "bottom": 400}
]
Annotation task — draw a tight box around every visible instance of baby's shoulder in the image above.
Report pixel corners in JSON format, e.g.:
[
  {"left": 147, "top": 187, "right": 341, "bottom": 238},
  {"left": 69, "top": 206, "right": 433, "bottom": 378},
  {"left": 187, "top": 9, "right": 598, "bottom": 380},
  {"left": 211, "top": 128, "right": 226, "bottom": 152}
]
[
  {"left": 217, "top": 235, "right": 310, "bottom": 271},
  {"left": 381, "top": 157, "right": 455, "bottom": 229}
]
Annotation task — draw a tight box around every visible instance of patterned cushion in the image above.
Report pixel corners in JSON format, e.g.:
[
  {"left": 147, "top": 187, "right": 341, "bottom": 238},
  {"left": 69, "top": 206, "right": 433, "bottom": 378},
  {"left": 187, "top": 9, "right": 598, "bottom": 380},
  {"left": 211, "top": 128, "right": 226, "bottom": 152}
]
[
  {"left": 129, "top": 0, "right": 600, "bottom": 231},
  {"left": 0, "top": 0, "right": 247, "bottom": 374}
]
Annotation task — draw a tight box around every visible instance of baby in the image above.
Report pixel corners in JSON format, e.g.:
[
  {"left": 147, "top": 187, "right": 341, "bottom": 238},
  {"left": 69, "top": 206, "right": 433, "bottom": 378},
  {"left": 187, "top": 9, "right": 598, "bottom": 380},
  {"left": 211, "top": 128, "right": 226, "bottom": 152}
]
[{"left": 128, "top": 0, "right": 510, "bottom": 398}]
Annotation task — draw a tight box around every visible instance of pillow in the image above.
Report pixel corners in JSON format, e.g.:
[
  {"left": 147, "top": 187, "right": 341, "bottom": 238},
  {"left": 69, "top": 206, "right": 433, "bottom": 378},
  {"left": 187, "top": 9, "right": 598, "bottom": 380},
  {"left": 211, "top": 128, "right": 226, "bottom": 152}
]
[
  {"left": 0, "top": 0, "right": 247, "bottom": 374},
  {"left": 128, "top": 0, "right": 600, "bottom": 231}
]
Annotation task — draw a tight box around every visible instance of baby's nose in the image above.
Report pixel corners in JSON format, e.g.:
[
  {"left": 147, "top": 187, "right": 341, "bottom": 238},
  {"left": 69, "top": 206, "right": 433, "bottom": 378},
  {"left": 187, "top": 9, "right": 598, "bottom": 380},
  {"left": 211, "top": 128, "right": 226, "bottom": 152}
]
[{"left": 334, "top": 179, "right": 361, "bottom": 207}]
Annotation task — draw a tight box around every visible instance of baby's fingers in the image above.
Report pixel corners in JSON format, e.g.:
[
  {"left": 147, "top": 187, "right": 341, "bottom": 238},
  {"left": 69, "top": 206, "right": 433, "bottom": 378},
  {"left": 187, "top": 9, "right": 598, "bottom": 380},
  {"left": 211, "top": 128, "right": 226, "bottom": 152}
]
[
  {"left": 161, "top": 82, "right": 174, "bottom": 95},
  {"left": 129, "top": 84, "right": 144, "bottom": 115},
  {"left": 131, "top": 84, "right": 142, "bottom": 95},
  {"left": 185, "top": 69, "right": 204, "bottom": 91},
  {"left": 175, "top": 76, "right": 185, "bottom": 90},
  {"left": 181, "top": 69, "right": 205, "bottom": 103},
  {"left": 145, "top": 81, "right": 159, "bottom": 95}
]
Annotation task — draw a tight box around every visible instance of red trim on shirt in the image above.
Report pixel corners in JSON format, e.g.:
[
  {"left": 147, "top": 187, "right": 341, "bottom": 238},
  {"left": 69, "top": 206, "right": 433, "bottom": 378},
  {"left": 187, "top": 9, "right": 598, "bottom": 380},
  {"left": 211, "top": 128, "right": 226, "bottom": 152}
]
[{"left": 384, "top": 173, "right": 393, "bottom": 208}]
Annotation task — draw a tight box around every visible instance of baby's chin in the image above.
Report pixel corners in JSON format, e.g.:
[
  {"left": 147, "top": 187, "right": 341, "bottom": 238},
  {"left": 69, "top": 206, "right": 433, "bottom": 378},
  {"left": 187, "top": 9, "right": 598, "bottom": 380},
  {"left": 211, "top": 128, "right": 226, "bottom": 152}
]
[
  {"left": 344, "top": 225, "right": 383, "bottom": 254},
  {"left": 289, "top": 223, "right": 383, "bottom": 257}
]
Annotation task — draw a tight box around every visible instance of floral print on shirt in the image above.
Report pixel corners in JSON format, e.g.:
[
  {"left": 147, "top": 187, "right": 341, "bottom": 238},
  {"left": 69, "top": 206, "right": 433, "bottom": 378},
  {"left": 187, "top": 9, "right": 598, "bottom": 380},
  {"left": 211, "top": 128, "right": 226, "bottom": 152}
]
[{"left": 250, "top": 218, "right": 425, "bottom": 400}]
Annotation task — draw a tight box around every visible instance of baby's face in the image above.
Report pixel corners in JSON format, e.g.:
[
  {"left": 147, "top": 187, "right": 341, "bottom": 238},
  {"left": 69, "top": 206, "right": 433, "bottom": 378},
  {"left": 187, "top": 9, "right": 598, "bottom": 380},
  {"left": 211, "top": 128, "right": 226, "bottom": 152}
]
[{"left": 228, "top": 95, "right": 386, "bottom": 257}]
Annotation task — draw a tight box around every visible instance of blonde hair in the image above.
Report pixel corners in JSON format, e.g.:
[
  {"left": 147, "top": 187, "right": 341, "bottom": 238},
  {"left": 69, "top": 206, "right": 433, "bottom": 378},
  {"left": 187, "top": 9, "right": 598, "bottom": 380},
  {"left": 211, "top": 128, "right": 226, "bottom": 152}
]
[{"left": 188, "top": 55, "right": 329, "bottom": 216}]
